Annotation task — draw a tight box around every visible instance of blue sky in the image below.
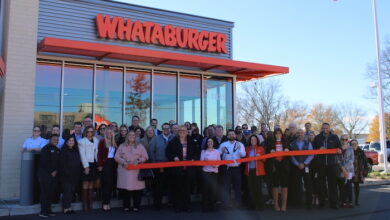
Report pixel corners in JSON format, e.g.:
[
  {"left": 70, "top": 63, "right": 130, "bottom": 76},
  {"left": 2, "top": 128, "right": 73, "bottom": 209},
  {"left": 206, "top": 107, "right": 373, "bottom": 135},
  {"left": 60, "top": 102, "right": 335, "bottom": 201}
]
[{"left": 118, "top": 0, "right": 390, "bottom": 117}]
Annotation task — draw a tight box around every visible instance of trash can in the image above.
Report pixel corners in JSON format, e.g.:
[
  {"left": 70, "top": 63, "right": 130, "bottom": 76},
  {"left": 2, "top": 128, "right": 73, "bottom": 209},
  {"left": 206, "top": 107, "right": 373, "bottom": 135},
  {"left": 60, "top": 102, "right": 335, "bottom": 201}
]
[{"left": 19, "top": 151, "right": 35, "bottom": 205}]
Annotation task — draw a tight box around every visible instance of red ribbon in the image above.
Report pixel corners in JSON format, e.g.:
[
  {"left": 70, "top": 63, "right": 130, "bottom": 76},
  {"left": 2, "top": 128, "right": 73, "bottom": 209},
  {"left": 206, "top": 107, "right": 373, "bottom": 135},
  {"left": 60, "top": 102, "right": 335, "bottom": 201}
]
[{"left": 127, "top": 148, "right": 339, "bottom": 170}]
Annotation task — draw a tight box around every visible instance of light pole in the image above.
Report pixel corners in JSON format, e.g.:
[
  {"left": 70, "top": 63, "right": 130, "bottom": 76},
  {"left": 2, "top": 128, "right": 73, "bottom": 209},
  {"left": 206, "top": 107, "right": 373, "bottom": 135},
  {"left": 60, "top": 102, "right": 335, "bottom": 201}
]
[{"left": 371, "top": 0, "right": 388, "bottom": 173}]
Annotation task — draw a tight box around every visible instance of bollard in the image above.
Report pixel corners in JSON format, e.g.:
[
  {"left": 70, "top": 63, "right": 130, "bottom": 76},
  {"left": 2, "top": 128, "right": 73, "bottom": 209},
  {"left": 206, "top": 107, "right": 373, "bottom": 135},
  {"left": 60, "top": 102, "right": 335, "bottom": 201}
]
[{"left": 19, "top": 151, "right": 35, "bottom": 206}]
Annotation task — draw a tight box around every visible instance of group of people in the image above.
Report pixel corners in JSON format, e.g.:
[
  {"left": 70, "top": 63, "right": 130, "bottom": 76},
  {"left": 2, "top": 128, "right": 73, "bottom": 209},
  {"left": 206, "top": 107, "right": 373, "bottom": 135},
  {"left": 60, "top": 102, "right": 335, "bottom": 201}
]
[{"left": 22, "top": 116, "right": 369, "bottom": 217}]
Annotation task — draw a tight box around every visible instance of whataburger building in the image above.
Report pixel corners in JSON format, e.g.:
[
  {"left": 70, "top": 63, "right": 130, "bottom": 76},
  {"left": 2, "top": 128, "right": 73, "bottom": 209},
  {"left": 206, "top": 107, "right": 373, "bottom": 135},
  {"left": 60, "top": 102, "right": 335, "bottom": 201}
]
[{"left": 0, "top": 0, "right": 288, "bottom": 199}]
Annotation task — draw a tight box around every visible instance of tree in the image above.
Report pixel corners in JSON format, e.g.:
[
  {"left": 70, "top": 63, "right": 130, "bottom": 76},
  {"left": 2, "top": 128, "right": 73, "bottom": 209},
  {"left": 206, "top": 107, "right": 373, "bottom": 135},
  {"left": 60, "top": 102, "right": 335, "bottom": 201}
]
[
  {"left": 237, "top": 79, "right": 284, "bottom": 129},
  {"left": 367, "top": 40, "right": 390, "bottom": 111},
  {"left": 126, "top": 73, "right": 151, "bottom": 125},
  {"left": 306, "top": 103, "right": 342, "bottom": 135},
  {"left": 367, "top": 113, "right": 390, "bottom": 142},
  {"left": 277, "top": 101, "right": 309, "bottom": 130},
  {"left": 335, "top": 103, "right": 368, "bottom": 139}
]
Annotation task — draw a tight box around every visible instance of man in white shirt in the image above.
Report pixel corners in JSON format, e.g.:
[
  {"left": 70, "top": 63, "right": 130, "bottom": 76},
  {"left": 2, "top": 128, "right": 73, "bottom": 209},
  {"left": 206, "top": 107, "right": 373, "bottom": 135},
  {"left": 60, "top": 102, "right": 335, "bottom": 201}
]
[
  {"left": 218, "top": 129, "right": 245, "bottom": 208},
  {"left": 22, "top": 126, "right": 47, "bottom": 152}
]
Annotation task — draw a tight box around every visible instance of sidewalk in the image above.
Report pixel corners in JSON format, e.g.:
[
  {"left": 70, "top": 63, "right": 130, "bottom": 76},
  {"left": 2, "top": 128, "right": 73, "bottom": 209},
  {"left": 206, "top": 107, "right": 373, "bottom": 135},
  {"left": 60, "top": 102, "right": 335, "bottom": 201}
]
[
  {"left": 0, "top": 194, "right": 164, "bottom": 217},
  {"left": 1, "top": 179, "right": 389, "bottom": 217}
]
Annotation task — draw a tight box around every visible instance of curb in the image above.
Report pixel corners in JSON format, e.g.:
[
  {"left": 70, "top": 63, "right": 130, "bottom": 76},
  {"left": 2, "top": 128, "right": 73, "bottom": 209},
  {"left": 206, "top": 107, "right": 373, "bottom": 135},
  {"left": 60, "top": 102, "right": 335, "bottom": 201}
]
[
  {"left": 1, "top": 200, "right": 127, "bottom": 217},
  {"left": 361, "top": 178, "right": 390, "bottom": 187}
]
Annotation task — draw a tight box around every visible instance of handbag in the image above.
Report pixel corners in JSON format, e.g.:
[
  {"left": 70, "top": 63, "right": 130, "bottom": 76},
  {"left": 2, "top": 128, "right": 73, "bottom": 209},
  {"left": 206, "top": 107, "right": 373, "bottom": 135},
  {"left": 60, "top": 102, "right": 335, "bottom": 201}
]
[{"left": 138, "top": 169, "right": 154, "bottom": 181}]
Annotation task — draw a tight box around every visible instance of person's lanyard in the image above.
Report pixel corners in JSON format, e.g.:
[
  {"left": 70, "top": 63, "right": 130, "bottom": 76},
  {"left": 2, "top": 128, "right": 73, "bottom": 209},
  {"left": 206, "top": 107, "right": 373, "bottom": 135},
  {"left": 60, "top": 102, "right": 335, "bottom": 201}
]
[{"left": 225, "top": 142, "right": 237, "bottom": 154}]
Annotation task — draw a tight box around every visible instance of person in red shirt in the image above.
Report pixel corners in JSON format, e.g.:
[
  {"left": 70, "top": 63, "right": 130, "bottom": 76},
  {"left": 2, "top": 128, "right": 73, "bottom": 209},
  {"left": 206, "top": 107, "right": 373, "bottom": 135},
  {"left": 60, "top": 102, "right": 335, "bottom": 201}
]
[
  {"left": 267, "top": 128, "right": 290, "bottom": 211},
  {"left": 244, "top": 135, "right": 266, "bottom": 210}
]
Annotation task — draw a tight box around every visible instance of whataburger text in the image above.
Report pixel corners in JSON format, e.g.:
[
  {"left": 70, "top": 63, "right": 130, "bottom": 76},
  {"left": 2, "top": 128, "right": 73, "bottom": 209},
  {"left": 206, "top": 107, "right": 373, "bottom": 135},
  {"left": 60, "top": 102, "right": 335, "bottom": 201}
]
[{"left": 96, "top": 14, "right": 228, "bottom": 54}]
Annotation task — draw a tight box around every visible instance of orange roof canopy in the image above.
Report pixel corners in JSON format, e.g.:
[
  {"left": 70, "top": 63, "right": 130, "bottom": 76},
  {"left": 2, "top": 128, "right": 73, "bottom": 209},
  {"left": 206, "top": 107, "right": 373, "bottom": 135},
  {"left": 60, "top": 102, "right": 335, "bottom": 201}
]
[{"left": 38, "top": 37, "right": 289, "bottom": 81}]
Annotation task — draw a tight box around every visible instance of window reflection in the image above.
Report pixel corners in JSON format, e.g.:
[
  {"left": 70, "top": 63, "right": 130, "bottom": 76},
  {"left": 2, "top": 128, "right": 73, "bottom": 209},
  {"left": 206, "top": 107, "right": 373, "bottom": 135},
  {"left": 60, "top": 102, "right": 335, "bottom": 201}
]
[
  {"left": 125, "top": 69, "right": 151, "bottom": 127},
  {"left": 95, "top": 66, "right": 123, "bottom": 126},
  {"left": 153, "top": 71, "right": 177, "bottom": 124},
  {"left": 63, "top": 63, "right": 93, "bottom": 130},
  {"left": 34, "top": 59, "right": 235, "bottom": 133},
  {"left": 179, "top": 74, "right": 201, "bottom": 126},
  {"left": 204, "top": 76, "right": 233, "bottom": 130},
  {"left": 34, "top": 61, "right": 61, "bottom": 130}
]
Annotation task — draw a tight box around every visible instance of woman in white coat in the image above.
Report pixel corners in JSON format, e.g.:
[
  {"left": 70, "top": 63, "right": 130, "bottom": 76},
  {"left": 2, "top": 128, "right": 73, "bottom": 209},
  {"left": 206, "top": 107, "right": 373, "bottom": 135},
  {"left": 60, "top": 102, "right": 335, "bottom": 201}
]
[{"left": 78, "top": 125, "right": 99, "bottom": 211}]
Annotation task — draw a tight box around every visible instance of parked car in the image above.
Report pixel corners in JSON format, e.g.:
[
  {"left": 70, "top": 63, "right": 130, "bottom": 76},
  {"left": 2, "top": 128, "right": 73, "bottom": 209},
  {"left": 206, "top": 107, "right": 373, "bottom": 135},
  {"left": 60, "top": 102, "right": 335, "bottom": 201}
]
[
  {"left": 364, "top": 150, "right": 378, "bottom": 173},
  {"left": 368, "top": 140, "right": 390, "bottom": 162},
  {"left": 360, "top": 144, "right": 369, "bottom": 151}
]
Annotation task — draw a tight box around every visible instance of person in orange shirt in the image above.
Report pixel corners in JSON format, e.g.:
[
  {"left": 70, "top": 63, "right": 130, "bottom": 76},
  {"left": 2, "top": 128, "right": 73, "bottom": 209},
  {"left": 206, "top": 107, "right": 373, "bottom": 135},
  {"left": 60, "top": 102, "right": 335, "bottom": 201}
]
[{"left": 244, "top": 135, "right": 266, "bottom": 210}]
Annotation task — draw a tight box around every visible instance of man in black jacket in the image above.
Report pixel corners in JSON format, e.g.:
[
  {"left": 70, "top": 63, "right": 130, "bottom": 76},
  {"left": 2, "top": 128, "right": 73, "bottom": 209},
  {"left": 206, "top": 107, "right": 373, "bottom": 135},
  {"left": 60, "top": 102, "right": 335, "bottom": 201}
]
[
  {"left": 38, "top": 134, "right": 60, "bottom": 217},
  {"left": 312, "top": 123, "right": 342, "bottom": 209}
]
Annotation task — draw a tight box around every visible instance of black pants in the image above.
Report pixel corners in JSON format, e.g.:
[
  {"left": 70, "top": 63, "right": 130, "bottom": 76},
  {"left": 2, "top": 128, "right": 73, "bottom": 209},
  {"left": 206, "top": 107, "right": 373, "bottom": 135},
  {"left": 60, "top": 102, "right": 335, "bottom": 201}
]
[
  {"left": 39, "top": 174, "right": 57, "bottom": 214},
  {"left": 245, "top": 170, "right": 264, "bottom": 210},
  {"left": 318, "top": 165, "right": 338, "bottom": 207},
  {"left": 122, "top": 189, "right": 143, "bottom": 209},
  {"left": 202, "top": 172, "right": 218, "bottom": 210},
  {"left": 62, "top": 183, "right": 77, "bottom": 209},
  {"left": 310, "top": 164, "right": 320, "bottom": 196},
  {"left": 353, "top": 182, "right": 360, "bottom": 203},
  {"left": 216, "top": 165, "right": 226, "bottom": 202},
  {"left": 290, "top": 166, "right": 312, "bottom": 207},
  {"left": 222, "top": 166, "right": 242, "bottom": 207},
  {"left": 337, "top": 178, "right": 352, "bottom": 204},
  {"left": 102, "top": 159, "right": 116, "bottom": 205},
  {"left": 172, "top": 168, "right": 194, "bottom": 210},
  {"left": 152, "top": 169, "right": 168, "bottom": 209}
]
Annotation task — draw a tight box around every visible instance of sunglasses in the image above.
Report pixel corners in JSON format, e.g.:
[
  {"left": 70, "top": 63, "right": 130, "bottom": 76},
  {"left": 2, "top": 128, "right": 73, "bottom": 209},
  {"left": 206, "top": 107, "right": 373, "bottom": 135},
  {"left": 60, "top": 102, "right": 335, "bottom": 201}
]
[{"left": 342, "top": 139, "right": 348, "bottom": 141}]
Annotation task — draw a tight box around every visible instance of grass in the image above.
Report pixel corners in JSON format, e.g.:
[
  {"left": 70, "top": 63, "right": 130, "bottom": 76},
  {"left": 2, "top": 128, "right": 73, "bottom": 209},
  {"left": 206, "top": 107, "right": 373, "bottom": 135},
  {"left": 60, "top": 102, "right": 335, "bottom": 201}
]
[{"left": 368, "top": 171, "right": 390, "bottom": 180}]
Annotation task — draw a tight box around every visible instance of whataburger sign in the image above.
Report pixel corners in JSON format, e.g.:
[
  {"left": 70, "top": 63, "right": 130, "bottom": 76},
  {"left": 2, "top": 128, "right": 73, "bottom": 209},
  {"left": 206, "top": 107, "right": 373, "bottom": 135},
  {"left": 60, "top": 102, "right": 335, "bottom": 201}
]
[{"left": 96, "top": 14, "right": 228, "bottom": 54}]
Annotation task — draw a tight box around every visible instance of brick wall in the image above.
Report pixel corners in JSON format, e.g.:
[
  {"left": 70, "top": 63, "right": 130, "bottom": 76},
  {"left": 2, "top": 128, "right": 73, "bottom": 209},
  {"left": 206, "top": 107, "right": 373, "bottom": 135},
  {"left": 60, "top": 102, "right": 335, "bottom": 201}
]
[{"left": 0, "top": 0, "right": 39, "bottom": 199}]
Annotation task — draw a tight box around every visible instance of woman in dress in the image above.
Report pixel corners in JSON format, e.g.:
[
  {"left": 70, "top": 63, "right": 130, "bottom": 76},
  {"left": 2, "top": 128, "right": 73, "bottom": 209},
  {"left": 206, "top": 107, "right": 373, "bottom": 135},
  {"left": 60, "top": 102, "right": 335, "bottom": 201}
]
[
  {"left": 115, "top": 130, "right": 148, "bottom": 212},
  {"left": 267, "top": 128, "right": 290, "bottom": 211}
]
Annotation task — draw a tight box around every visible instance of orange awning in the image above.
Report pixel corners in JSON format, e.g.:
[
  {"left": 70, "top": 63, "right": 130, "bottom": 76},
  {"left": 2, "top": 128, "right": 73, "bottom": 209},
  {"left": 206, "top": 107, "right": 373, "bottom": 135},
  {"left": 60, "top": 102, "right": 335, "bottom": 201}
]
[{"left": 38, "top": 37, "right": 289, "bottom": 81}]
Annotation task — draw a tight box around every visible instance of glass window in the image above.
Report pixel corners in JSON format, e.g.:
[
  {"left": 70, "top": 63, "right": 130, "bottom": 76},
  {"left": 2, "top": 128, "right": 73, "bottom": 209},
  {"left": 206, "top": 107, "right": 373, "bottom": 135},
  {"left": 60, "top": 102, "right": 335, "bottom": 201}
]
[
  {"left": 204, "top": 76, "right": 233, "bottom": 130},
  {"left": 34, "top": 61, "right": 61, "bottom": 130},
  {"left": 153, "top": 71, "right": 177, "bottom": 125},
  {"left": 179, "top": 74, "right": 201, "bottom": 127},
  {"left": 95, "top": 66, "right": 123, "bottom": 126},
  {"left": 63, "top": 63, "right": 93, "bottom": 130},
  {"left": 125, "top": 69, "right": 151, "bottom": 127}
]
